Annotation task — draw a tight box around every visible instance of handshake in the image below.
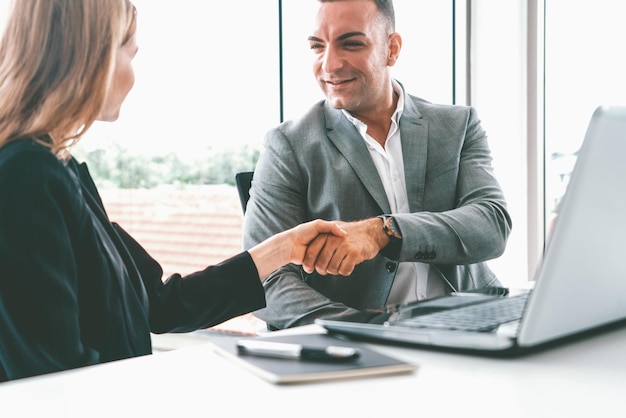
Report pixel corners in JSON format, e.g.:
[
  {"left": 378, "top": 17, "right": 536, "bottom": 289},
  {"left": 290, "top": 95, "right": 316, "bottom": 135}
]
[{"left": 248, "top": 218, "right": 390, "bottom": 280}]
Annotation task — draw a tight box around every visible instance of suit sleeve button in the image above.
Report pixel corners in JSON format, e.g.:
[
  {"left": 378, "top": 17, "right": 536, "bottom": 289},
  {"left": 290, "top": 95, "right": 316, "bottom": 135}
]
[{"left": 385, "top": 262, "right": 397, "bottom": 273}]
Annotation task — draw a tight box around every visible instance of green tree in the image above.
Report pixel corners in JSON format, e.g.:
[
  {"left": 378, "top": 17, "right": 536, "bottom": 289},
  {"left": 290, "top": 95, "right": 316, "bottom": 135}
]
[{"left": 72, "top": 143, "right": 260, "bottom": 189}]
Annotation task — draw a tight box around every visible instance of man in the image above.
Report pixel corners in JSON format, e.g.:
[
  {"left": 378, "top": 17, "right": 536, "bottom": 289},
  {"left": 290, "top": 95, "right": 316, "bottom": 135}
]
[{"left": 243, "top": 0, "right": 512, "bottom": 329}]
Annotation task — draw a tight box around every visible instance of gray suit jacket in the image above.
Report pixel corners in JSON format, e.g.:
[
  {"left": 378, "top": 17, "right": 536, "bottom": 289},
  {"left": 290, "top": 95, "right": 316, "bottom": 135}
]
[{"left": 243, "top": 89, "right": 512, "bottom": 329}]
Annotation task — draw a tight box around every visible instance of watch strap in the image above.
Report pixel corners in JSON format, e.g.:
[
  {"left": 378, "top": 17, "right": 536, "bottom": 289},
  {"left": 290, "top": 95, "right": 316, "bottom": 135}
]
[{"left": 377, "top": 215, "right": 402, "bottom": 259}]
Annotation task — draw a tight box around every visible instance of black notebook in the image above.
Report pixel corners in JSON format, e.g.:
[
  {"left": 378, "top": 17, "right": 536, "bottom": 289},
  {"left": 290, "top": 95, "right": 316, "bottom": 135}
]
[{"left": 209, "top": 332, "right": 417, "bottom": 384}]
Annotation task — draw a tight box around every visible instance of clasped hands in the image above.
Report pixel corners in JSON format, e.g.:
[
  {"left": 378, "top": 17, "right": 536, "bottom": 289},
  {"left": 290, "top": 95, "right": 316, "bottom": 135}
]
[{"left": 290, "top": 218, "right": 388, "bottom": 276}]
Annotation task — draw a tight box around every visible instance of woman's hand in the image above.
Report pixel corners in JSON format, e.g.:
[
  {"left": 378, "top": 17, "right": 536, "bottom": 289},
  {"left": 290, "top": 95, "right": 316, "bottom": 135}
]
[
  {"left": 287, "top": 219, "right": 347, "bottom": 266},
  {"left": 248, "top": 219, "right": 346, "bottom": 280}
]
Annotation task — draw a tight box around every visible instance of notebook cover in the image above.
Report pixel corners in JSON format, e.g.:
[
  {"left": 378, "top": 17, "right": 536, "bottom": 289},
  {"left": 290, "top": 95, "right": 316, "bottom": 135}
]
[{"left": 209, "top": 332, "right": 417, "bottom": 384}]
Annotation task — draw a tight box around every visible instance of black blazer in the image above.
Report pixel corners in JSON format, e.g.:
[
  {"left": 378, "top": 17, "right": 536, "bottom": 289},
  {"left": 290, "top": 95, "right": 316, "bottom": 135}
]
[{"left": 0, "top": 138, "right": 265, "bottom": 381}]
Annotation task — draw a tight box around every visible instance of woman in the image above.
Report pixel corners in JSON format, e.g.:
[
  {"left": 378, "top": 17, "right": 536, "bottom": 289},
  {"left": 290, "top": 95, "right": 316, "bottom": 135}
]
[{"left": 0, "top": 0, "right": 344, "bottom": 382}]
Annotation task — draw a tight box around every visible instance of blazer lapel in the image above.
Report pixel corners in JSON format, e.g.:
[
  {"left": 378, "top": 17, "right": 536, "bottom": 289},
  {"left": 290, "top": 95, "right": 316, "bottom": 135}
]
[
  {"left": 323, "top": 102, "right": 392, "bottom": 213},
  {"left": 400, "top": 97, "right": 428, "bottom": 212},
  {"left": 68, "top": 159, "right": 150, "bottom": 314}
]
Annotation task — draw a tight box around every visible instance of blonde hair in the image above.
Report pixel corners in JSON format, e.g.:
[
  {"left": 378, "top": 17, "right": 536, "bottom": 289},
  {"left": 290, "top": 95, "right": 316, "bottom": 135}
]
[{"left": 0, "top": 0, "right": 136, "bottom": 157}]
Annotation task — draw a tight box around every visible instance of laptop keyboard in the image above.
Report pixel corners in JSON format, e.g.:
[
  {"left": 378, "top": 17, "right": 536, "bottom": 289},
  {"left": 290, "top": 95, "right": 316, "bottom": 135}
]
[{"left": 398, "top": 293, "right": 529, "bottom": 332}]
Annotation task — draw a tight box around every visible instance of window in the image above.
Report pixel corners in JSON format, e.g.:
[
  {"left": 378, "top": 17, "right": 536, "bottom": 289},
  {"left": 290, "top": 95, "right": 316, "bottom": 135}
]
[
  {"left": 544, "top": 0, "right": 626, "bottom": 237},
  {"left": 3, "top": 0, "right": 603, "bottom": 301},
  {"left": 77, "top": 0, "right": 280, "bottom": 277},
  {"left": 469, "top": 0, "right": 529, "bottom": 286},
  {"left": 0, "top": 0, "right": 525, "bottom": 288}
]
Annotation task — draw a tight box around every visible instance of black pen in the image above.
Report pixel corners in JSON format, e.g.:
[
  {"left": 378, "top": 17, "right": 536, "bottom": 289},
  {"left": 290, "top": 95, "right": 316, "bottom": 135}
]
[{"left": 236, "top": 340, "right": 360, "bottom": 362}]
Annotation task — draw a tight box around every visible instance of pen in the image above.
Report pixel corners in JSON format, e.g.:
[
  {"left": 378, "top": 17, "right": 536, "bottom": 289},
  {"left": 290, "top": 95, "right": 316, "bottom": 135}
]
[{"left": 236, "top": 340, "right": 360, "bottom": 362}]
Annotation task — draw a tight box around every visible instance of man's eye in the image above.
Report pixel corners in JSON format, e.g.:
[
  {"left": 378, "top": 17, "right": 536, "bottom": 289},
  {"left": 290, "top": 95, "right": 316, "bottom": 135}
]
[
  {"left": 310, "top": 44, "right": 324, "bottom": 50},
  {"left": 344, "top": 42, "right": 364, "bottom": 48}
]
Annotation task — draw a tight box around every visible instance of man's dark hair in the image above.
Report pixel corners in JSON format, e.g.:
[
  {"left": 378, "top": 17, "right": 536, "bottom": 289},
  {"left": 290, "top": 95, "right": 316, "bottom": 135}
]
[
  {"left": 373, "top": 0, "right": 395, "bottom": 31},
  {"left": 319, "top": 0, "right": 396, "bottom": 32}
]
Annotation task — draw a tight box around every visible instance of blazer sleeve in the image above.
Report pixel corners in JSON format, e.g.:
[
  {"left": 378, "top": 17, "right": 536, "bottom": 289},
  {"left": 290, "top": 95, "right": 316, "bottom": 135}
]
[
  {"left": 394, "top": 106, "right": 512, "bottom": 264},
  {"left": 112, "top": 224, "right": 266, "bottom": 333}
]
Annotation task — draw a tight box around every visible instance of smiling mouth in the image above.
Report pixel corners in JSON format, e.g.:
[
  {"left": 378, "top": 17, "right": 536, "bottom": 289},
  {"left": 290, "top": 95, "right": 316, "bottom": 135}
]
[{"left": 325, "top": 78, "right": 355, "bottom": 86}]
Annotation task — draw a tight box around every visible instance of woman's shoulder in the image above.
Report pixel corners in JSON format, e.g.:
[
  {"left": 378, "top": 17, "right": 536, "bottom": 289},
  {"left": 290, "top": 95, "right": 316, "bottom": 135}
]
[
  {"left": 0, "top": 137, "right": 65, "bottom": 171},
  {"left": 0, "top": 137, "right": 58, "bottom": 161},
  {"left": 0, "top": 138, "right": 74, "bottom": 192}
]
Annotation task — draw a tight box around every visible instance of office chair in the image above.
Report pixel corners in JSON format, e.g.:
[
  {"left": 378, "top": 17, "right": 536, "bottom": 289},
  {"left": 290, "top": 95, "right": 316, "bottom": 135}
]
[{"left": 235, "top": 171, "right": 254, "bottom": 214}]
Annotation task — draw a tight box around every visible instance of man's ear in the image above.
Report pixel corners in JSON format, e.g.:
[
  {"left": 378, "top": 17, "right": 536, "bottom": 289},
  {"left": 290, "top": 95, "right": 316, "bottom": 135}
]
[{"left": 387, "top": 32, "right": 402, "bottom": 66}]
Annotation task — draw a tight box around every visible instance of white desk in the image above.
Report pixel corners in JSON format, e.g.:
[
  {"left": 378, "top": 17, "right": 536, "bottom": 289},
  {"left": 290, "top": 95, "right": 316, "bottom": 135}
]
[{"left": 1, "top": 323, "right": 625, "bottom": 418}]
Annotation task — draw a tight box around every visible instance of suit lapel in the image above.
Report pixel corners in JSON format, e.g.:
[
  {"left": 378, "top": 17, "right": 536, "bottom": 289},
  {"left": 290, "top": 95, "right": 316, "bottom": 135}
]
[
  {"left": 68, "top": 159, "right": 150, "bottom": 316},
  {"left": 322, "top": 97, "right": 429, "bottom": 214},
  {"left": 323, "top": 102, "right": 391, "bottom": 213},
  {"left": 400, "top": 97, "right": 428, "bottom": 212}
]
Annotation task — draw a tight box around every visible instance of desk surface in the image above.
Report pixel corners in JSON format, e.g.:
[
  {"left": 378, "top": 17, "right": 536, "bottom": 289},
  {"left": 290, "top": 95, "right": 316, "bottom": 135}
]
[{"left": 1, "top": 324, "right": 625, "bottom": 418}]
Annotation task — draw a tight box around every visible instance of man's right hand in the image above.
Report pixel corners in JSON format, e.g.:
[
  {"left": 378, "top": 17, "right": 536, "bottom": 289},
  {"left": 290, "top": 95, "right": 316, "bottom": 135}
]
[{"left": 301, "top": 218, "right": 390, "bottom": 276}]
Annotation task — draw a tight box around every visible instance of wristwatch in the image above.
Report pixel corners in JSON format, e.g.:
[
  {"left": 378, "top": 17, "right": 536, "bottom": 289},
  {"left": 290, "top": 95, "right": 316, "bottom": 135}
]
[
  {"left": 377, "top": 214, "right": 402, "bottom": 241},
  {"left": 377, "top": 214, "right": 402, "bottom": 259}
]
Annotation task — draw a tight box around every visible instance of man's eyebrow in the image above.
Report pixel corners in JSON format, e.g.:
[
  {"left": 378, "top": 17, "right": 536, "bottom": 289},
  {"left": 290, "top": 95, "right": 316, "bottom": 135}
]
[
  {"left": 307, "top": 32, "right": 367, "bottom": 43},
  {"left": 337, "top": 31, "right": 366, "bottom": 41}
]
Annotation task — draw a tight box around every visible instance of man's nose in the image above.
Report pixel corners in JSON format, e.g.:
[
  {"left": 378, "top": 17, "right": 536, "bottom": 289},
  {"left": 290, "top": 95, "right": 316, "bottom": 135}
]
[{"left": 321, "top": 46, "right": 344, "bottom": 74}]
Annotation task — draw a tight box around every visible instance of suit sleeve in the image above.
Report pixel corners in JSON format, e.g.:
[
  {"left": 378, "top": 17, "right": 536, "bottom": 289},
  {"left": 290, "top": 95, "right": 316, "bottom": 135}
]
[{"left": 394, "top": 106, "right": 512, "bottom": 264}]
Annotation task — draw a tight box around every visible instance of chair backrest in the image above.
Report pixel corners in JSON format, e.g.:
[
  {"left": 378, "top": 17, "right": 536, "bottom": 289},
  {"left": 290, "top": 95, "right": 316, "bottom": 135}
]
[{"left": 235, "top": 171, "right": 254, "bottom": 214}]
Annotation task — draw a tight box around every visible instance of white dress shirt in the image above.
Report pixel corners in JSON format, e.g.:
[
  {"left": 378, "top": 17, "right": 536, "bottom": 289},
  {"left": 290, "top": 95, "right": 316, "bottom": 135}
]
[{"left": 342, "top": 80, "right": 446, "bottom": 305}]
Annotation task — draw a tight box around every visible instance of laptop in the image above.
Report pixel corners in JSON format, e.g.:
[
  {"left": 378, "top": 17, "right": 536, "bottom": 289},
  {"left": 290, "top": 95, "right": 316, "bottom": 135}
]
[{"left": 316, "top": 105, "right": 626, "bottom": 354}]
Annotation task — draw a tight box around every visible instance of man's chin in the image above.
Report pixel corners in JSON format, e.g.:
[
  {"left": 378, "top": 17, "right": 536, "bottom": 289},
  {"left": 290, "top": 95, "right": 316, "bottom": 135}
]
[{"left": 326, "top": 96, "right": 348, "bottom": 110}]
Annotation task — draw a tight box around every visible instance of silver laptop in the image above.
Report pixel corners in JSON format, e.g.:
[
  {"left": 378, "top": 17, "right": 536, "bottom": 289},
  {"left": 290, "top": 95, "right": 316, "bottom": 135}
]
[{"left": 317, "top": 105, "right": 626, "bottom": 354}]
